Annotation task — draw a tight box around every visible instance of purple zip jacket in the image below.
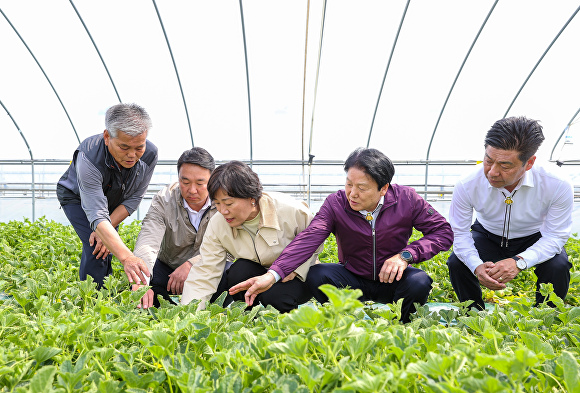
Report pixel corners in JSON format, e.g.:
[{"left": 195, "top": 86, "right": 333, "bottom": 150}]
[{"left": 270, "top": 185, "right": 453, "bottom": 281}]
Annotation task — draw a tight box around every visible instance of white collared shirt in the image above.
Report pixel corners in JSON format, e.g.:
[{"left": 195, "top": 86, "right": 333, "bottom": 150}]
[
  {"left": 183, "top": 197, "right": 212, "bottom": 231},
  {"left": 449, "top": 163, "right": 573, "bottom": 273}
]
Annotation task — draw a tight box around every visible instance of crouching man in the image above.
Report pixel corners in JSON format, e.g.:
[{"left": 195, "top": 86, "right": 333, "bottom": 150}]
[{"left": 132, "top": 147, "right": 229, "bottom": 308}]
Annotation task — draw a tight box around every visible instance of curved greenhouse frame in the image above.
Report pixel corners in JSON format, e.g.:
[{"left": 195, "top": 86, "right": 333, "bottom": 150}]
[{"left": 0, "top": 0, "right": 579, "bottom": 227}]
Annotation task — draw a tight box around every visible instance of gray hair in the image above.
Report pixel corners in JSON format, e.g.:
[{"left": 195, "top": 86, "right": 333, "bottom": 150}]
[{"left": 105, "top": 103, "right": 152, "bottom": 138}]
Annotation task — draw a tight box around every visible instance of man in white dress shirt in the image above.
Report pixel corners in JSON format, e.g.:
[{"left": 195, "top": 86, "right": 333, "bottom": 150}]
[{"left": 447, "top": 116, "right": 574, "bottom": 310}]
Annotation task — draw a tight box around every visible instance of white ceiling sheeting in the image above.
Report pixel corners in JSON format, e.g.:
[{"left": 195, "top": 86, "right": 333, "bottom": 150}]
[{"left": 1, "top": 0, "right": 579, "bottom": 164}]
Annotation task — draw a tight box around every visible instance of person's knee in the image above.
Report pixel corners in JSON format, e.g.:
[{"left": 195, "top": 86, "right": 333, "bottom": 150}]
[
  {"left": 258, "top": 292, "right": 299, "bottom": 313},
  {"left": 306, "top": 264, "right": 329, "bottom": 282},
  {"left": 446, "top": 252, "right": 463, "bottom": 270},
  {"left": 405, "top": 270, "right": 433, "bottom": 302},
  {"left": 305, "top": 264, "right": 336, "bottom": 292},
  {"left": 225, "top": 259, "right": 261, "bottom": 286},
  {"left": 535, "top": 253, "right": 572, "bottom": 282},
  {"left": 549, "top": 253, "right": 571, "bottom": 273}
]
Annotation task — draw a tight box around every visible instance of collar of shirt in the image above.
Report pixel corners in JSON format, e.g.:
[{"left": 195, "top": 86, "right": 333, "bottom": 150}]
[
  {"left": 485, "top": 168, "right": 534, "bottom": 193},
  {"left": 183, "top": 197, "right": 211, "bottom": 229},
  {"left": 359, "top": 195, "right": 384, "bottom": 226},
  {"left": 466, "top": 165, "right": 563, "bottom": 240}
]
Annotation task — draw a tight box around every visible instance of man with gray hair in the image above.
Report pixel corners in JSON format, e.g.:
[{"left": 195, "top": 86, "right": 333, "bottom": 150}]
[{"left": 57, "top": 103, "right": 158, "bottom": 288}]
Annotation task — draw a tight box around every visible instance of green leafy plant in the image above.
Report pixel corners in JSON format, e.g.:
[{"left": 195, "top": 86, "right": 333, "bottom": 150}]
[{"left": 0, "top": 218, "right": 578, "bottom": 391}]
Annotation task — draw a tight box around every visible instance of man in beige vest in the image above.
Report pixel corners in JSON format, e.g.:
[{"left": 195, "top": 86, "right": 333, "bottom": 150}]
[{"left": 132, "top": 147, "right": 228, "bottom": 308}]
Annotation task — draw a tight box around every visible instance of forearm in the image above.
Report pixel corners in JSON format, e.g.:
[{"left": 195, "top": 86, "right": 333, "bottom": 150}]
[
  {"left": 95, "top": 220, "right": 133, "bottom": 263},
  {"left": 109, "top": 205, "right": 130, "bottom": 228}
]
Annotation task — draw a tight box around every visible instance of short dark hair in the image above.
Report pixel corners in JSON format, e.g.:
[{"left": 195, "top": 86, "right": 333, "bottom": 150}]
[
  {"left": 207, "top": 161, "right": 263, "bottom": 202},
  {"left": 485, "top": 116, "right": 545, "bottom": 164},
  {"left": 344, "top": 148, "right": 395, "bottom": 190},
  {"left": 177, "top": 147, "right": 215, "bottom": 173}
]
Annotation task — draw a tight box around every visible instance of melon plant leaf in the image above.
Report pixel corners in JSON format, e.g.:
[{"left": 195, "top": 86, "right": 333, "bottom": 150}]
[
  {"left": 518, "top": 331, "right": 555, "bottom": 359},
  {"left": 189, "top": 323, "right": 211, "bottom": 341},
  {"left": 144, "top": 330, "right": 174, "bottom": 349},
  {"left": 558, "top": 306, "right": 580, "bottom": 324},
  {"left": 283, "top": 304, "right": 323, "bottom": 329},
  {"left": 557, "top": 351, "right": 580, "bottom": 393},
  {"left": 267, "top": 335, "right": 308, "bottom": 359},
  {"left": 31, "top": 346, "right": 62, "bottom": 364},
  {"left": 56, "top": 359, "right": 90, "bottom": 392},
  {"left": 97, "top": 304, "right": 121, "bottom": 317},
  {"left": 457, "top": 315, "right": 488, "bottom": 334},
  {"left": 319, "top": 284, "right": 364, "bottom": 313},
  {"left": 29, "top": 365, "right": 57, "bottom": 393}
]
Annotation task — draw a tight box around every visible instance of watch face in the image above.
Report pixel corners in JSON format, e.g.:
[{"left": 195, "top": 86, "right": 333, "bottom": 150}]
[
  {"left": 400, "top": 251, "right": 412, "bottom": 262},
  {"left": 516, "top": 259, "right": 526, "bottom": 270}
]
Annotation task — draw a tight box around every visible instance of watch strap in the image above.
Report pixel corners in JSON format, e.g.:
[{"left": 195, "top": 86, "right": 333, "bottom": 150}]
[{"left": 512, "top": 256, "right": 526, "bottom": 270}]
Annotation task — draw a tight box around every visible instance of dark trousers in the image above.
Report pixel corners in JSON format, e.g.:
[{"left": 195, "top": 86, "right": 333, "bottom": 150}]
[
  {"left": 447, "top": 221, "right": 572, "bottom": 310},
  {"left": 62, "top": 203, "right": 114, "bottom": 289},
  {"left": 225, "top": 258, "right": 312, "bottom": 313},
  {"left": 149, "top": 259, "right": 232, "bottom": 308},
  {"left": 149, "top": 259, "right": 178, "bottom": 307},
  {"left": 306, "top": 263, "right": 433, "bottom": 323}
]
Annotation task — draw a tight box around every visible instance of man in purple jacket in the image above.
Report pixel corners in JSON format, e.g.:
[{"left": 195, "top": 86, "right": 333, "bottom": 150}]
[{"left": 230, "top": 148, "right": 454, "bottom": 322}]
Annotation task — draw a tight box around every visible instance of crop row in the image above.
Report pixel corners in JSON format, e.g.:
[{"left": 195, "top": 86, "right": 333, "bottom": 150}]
[{"left": 0, "top": 218, "right": 579, "bottom": 392}]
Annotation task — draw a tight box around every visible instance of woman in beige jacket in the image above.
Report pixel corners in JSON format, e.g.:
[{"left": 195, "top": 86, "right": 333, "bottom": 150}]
[{"left": 181, "top": 161, "right": 319, "bottom": 312}]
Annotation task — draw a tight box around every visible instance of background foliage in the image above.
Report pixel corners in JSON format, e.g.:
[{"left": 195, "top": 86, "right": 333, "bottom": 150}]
[{"left": 0, "top": 218, "right": 579, "bottom": 392}]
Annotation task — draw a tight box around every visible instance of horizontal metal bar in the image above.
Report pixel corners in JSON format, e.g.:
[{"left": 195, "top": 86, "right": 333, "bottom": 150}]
[{"left": 0, "top": 159, "right": 486, "bottom": 166}]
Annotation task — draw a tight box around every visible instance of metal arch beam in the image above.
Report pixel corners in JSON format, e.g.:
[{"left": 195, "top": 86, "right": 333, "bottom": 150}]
[
  {"left": 301, "top": 0, "right": 311, "bottom": 180},
  {"left": 238, "top": 0, "right": 253, "bottom": 165},
  {"left": 306, "top": 0, "right": 328, "bottom": 208},
  {"left": 307, "top": 0, "right": 328, "bottom": 158},
  {"left": 550, "top": 107, "right": 580, "bottom": 162},
  {"left": 366, "top": 0, "right": 411, "bottom": 148},
  {"left": 0, "top": 8, "right": 80, "bottom": 144},
  {"left": 68, "top": 0, "right": 121, "bottom": 103},
  {"left": 423, "top": 0, "right": 498, "bottom": 199},
  {"left": 503, "top": 5, "right": 580, "bottom": 118},
  {"left": 0, "top": 99, "right": 36, "bottom": 221},
  {"left": 152, "top": 0, "right": 194, "bottom": 147}
]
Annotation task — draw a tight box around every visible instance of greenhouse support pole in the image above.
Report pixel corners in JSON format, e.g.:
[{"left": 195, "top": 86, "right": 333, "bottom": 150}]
[
  {"left": 307, "top": 154, "right": 315, "bottom": 208},
  {"left": 0, "top": 8, "right": 80, "bottom": 144},
  {"left": 301, "top": 0, "right": 311, "bottom": 195},
  {"left": 367, "top": 0, "right": 410, "bottom": 147},
  {"left": 550, "top": 107, "right": 580, "bottom": 162},
  {"left": 307, "top": 0, "right": 327, "bottom": 166},
  {"left": 503, "top": 5, "right": 580, "bottom": 118},
  {"left": 31, "top": 160, "right": 36, "bottom": 221},
  {"left": 423, "top": 0, "right": 498, "bottom": 199},
  {"left": 0, "top": 99, "right": 35, "bottom": 220},
  {"left": 152, "top": 0, "right": 194, "bottom": 147},
  {"left": 239, "top": 0, "right": 253, "bottom": 167},
  {"left": 69, "top": 0, "right": 122, "bottom": 103}
]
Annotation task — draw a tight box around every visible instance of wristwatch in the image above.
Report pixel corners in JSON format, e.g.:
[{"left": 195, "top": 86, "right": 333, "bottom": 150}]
[
  {"left": 513, "top": 256, "right": 527, "bottom": 270},
  {"left": 399, "top": 250, "right": 414, "bottom": 263}
]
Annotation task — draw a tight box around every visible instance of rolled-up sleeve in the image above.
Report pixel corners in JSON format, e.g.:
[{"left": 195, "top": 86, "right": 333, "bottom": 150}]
[
  {"left": 76, "top": 152, "right": 110, "bottom": 231},
  {"left": 133, "top": 192, "right": 166, "bottom": 276},
  {"left": 122, "top": 155, "right": 158, "bottom": 216}
]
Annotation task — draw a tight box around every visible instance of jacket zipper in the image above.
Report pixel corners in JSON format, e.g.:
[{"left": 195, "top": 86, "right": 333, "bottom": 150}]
[{"left": 372, "top": 227, "right": 376, "bottom": 281}]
